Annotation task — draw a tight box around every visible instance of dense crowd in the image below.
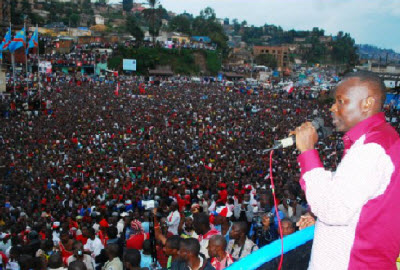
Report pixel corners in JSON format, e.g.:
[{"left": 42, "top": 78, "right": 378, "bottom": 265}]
[{"left": 0, "top": 73, "right": 399, "bottom": 270}]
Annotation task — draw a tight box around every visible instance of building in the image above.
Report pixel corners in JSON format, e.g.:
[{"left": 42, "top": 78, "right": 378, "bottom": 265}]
[
  {"left": 253, "top": 45, "right": 290, "bottom": 69},
  {"left": 94, "top": 14, "right": 105, "bottom": 25},
  {"left": 356, "top": 61, "right": 400, "bottom": 75}
]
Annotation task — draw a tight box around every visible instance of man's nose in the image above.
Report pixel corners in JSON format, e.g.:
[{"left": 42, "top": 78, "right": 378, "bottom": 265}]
[{"left": 330, "top": 103, "right": 337, "bottom": 113}]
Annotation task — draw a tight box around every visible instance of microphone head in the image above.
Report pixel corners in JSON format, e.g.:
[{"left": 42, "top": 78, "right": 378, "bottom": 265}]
[
  {"left": 318, "top": 126, "right": 333, "bottom": 139},
  {"left": 311, "top": 117, "right": 324, "bottom": 130}
]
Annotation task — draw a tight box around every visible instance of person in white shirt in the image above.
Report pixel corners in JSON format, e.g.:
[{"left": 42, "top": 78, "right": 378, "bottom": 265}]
[
  {"left": 84, "top": 228, "right": 104, "bottom": 268},
  {"left": 67, "top": 241, "right": 95, "bottom": 270},
  {"left": 166, "top": 202, "right": 180, "bottom": 235}
]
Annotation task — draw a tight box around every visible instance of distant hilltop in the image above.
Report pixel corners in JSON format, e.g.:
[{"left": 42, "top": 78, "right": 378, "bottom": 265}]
[{"left": 357, "top": 44, "right": 400, "bottom": 62}]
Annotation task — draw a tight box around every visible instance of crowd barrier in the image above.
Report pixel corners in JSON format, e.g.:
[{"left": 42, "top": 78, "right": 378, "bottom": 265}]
[{"left": 226, "top": 225, "right": 315, "bottom": 270}]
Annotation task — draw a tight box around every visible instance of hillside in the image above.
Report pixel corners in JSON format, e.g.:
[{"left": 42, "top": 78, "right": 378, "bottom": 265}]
[{"left": 357, "top": 44, "right": 400, "bottom": 63}]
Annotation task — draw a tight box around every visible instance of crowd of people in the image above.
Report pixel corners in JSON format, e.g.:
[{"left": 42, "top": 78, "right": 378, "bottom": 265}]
[{"left": 0, "top": 71, "right": 399, "bottom": 270}]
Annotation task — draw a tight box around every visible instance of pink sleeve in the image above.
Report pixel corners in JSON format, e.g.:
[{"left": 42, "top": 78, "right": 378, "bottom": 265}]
[{"left": 297, "top": 149, "right": 323, "bottom": 191}]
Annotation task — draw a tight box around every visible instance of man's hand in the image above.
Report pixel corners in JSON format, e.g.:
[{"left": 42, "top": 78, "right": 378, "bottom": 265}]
[
  {"left": 296, "top": 214, "right": 316, "bottom": 230},
  {"left": 294, "top": 122, "right": 318, "bottom": 153}
]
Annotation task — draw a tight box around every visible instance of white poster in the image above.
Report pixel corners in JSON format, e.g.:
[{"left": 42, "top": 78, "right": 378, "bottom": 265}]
[{"left": 39, "top": 61, "right": 52, "bottom": 74}]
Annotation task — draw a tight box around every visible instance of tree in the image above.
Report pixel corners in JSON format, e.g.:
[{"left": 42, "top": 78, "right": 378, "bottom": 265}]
[
  {"left": 169, "top": 14, "right": 192, "bottom": 34},
  {"left": 255, "top": 54, "right": 277, "bottom": 69},
  {"left": 200, "top": 7, "right": 216, "bottom": 20},
  {"left": 69, "top": 13, "right": 80, "bottom": 27},
  {"left": 331, "top": 32, "right": 359, "bottom": 66},
  {"left": 141, "top": 0, "right": 163, "bottom": 45},
  {"left": 126, "top": 16, "right": 144, "bottom": 45},
  {"left": 123, "top": 0, "right": 134, "bottom": 12}
]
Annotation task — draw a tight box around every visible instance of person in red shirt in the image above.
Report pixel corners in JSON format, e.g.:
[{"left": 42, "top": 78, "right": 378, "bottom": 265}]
[
  {"left": 126, "top": 220, "right": 149, "bottom": 250},
  {"left": 98, "top": 218, "right": 109, "bottom": 246},
  {"left": 217, "top": 183, "right": 228, "bottom": 204}
]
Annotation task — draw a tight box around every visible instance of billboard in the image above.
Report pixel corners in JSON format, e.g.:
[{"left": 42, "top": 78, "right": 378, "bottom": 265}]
[{"left": 123, "top": 59, "right": 137, "bottom": 71}]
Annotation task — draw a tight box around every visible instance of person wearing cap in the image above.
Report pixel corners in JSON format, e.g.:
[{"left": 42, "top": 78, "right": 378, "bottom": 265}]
[
  {"left": 0, "top": 233, "right": 11, "bottom": 253},
  {"left": 126, "top": 220, "right": 149, "bottom": 250},
  {"left": 179, "top": 216, "right": 198, "bottom": 239},
  {"left": 213, "top": 206, "right": 233, "bottom": 244},
  {"left": 98, "top": 219, "right": 109, "bottom": 247},
  {"left": 52, "top": 222, "right": 61, "bottom": 246}
]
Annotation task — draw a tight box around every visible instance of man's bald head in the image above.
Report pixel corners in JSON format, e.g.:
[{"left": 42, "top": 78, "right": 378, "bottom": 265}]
[
  {"left": 209, "top": 235, "right": 227, "bottom": 250},
  {"left": 342, "top": 71, "right": 386, "bottom": 111}
]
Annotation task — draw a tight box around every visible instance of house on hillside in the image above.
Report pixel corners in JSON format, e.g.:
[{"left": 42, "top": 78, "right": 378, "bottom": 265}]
[
  {"left": 95, "top": 14, "right": 105, "bottom": 25},
  {"left": 171, "top": 33, "right": 190, "bottom": 44},
  {"left": 319, "top": 36, "right": 332, "bottom": 43},
  {"left": 253, "top": 45, "right": 291, "bottom": 69}
]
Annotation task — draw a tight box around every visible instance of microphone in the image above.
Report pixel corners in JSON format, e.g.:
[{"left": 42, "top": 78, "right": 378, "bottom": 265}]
[{"left": 273, "top": 118, "right": 332, "bottom": 149}]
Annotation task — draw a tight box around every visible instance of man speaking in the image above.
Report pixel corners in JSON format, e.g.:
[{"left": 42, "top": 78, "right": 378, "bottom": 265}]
[{"left": 295, "top": 71, "right": 400, "bottom": 270}]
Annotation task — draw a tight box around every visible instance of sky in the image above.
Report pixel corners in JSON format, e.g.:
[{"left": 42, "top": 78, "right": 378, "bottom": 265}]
[{"left": 110, "top": 0, "right": 400, "bottom": 53}]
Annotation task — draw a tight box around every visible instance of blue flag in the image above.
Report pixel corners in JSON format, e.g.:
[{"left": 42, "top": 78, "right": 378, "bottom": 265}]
[
  {"left": 0, "top": 27, "right": 12, "bottom": 59},
  {"left": 26, "top": 27, "right": 39, "bottom": 55},
  {"left": 8, "top": 27, "right": 26, "bottom": 53}
]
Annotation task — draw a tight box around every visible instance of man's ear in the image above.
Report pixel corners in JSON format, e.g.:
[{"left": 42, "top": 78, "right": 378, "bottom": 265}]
[{"left": 362, "top": 96, "right": 375, "bottom": 112}]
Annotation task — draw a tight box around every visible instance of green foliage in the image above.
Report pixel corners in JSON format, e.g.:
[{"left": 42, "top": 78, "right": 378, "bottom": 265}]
[
  {"left": 108, "top": 56, "right": 123, "bottom": 70},
  {"left": 108, "top": 47, "right": 220, "bottom": 75},
  {"left": 331, "top": 32, "right": 358, "bottom": 66},
  {"left": 69, "top": 14, "right": 80, "bottom": 27},
  {"left": 123, "top": 0, "right": 134, "bottom": 12},
  {"left": 29, "top": 13, "right": 45, "bottom": 25},
  {"left": 205, "top": 50, "right": 221, "bottom": 74},
  {"left": 169, "top": 15, "right": 192, "bottom": 34},
  {"left": 254, "top": 54, "right": 277, "bottom": 69},
  {"left": 126, "top": 16, "right": 144, "bottom": 44},
  {"left": 142, "top": 0, "right": 162, "bottom": 44},
  {"left": 303, "top": 36, "right": 327, "bottom": 64}
]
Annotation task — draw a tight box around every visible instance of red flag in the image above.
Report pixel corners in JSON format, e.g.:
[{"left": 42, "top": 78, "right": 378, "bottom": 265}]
[
  {"left": 284, "top": 82, "right": 294, "bottom": 94},
  {"left": 114, "top": 82, "right": 120, "bottom": 96}
]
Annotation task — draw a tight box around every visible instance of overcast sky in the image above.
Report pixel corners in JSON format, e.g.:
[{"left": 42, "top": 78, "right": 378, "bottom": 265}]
[{"left": 110, "top": 0, "right": 400, "bottom": 52}]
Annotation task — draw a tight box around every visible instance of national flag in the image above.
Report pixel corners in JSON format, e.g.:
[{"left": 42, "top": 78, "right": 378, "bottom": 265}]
[
  {"left": 114, "top": 82, "right": 120, "bottom": 96},
  {"left": 26, "top": 27, "right": 39, "bottom": 55},
  {"left": 284, "top": 82, "right": 294, "bottom": 94},
  {"left": 0, "top": 27, "right": 12, "bottom": 60},
  {"left": 8, "top": 27, "right": 26, "bottom": 53},
  {"left": 0, "top": 27, "right": 12, "bottom": 51}
]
